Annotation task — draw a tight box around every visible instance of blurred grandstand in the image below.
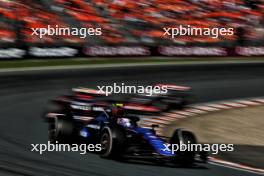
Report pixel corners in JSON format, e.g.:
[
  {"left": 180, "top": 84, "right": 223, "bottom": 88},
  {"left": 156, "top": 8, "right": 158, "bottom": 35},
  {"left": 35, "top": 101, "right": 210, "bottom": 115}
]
[{"left": 0, "top": 0, "right": 264, "bottom": 47}]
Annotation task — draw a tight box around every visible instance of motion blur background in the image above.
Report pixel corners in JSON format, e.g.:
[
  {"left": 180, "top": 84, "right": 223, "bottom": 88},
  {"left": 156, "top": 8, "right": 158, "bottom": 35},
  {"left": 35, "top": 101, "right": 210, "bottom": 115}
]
[
  {"left": 1, "top": 0, "right": 264, "bottom": 47},
  {"left": 0, "top": 1, "right": 263, "bottom": 175}
]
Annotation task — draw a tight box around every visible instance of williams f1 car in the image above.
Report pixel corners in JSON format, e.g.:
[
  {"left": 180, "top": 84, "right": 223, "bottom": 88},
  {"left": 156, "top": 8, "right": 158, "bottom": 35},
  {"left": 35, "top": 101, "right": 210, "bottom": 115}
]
[{"left": 44, "top": 104, "right": 207, "bottom": 166}]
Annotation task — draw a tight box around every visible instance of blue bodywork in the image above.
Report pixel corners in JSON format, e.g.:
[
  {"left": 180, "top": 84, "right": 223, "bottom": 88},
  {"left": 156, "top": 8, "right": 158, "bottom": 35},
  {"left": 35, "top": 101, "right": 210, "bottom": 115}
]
[
  {"left": 134, "top": 127, "right": 174, "bottom": 156},
  {"left": 81, "top": 112, "right": 175, "bottom": 157}
]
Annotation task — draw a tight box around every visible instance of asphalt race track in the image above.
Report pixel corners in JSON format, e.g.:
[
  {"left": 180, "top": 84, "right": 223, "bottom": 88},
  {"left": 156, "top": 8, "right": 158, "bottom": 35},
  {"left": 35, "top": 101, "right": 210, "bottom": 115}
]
[{"left": 0, "top": 63, "right": 264, "bottom": 176}]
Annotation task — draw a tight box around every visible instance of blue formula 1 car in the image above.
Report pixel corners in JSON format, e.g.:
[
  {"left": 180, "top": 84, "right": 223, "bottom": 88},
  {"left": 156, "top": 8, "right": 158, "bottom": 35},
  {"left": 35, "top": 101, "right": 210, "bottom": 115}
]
[{"left": 44, "top": 106, "right": 207, "bottom": 166}]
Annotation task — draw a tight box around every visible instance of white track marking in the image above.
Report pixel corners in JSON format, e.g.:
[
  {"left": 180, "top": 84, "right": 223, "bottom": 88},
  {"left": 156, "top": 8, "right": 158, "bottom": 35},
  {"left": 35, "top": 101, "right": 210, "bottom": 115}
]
[
  {"left": 220, "top": 102, "right": 248, "bottom": 108},
  {"left": 162, "top": 112, "right": 186, "bottom": 119},
  {"left": 235, "top": 100, "right": 262, "bottom": 106},
  {"left": 184, "top": 108, "right": 207, "bottom": 114},
  {"left": 191, "top": 105, "right": 220, "bottom": 112},
  {"left": 206, "top": 103, "right": 232, "bottom": 109},
  {"left": 209, "top": 161, "right": 264, "bottom": 175}
]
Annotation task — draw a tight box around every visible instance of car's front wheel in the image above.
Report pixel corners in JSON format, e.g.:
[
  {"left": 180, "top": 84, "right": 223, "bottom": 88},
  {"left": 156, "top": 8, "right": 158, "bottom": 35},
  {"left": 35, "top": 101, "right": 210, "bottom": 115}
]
[
  {"left": 100, "top": 127, "right": 124, "bottom": 159},
  {"left": 170, "top": 129, "right": 197, "bottom": 166}
]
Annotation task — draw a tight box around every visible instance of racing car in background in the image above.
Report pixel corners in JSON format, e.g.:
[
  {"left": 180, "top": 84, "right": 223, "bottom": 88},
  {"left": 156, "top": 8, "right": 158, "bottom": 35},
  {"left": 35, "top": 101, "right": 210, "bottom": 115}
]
[
  {"left": 44, "top": 83, "right": 192, "bottom": 118},
  {"left": 122, "top": 84, "right": 192, "bottom": 115},
  {"left": 44, "top": 105, "right": 208, "bottom": 166}
]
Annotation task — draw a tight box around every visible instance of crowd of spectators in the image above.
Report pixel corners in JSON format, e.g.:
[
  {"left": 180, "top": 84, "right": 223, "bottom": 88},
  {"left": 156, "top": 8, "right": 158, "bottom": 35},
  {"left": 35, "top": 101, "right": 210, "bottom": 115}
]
[{"left": 0, "top": 0, "right": 264, "bottom": 46}]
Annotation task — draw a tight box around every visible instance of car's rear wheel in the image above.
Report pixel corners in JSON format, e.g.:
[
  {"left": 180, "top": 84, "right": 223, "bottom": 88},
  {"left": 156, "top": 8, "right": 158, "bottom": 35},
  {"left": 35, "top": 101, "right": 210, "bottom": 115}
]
[
  {"left": 48, "top": 117, "right": 58, "bottom": 143},
  {"left": 48, "top": 116, "right": 74, "bottom": 143}
]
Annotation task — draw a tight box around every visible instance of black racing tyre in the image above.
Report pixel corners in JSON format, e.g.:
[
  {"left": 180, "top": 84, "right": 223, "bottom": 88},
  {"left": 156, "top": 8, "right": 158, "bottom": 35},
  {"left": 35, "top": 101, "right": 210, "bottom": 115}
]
[
  {"left": 100, "top": 127, "right": 124, "bottom": 159},
  {"left": 48, "top": 116, "right": 74, "bottom": 143},
  {"left": 170, "top": 129, "right": 197, "bottom": 166}
]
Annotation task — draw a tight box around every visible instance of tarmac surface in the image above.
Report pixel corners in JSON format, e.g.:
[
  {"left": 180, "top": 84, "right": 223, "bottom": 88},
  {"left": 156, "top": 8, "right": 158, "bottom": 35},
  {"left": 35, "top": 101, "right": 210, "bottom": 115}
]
[{"left": 0, "top": 63, "right": 264, "bottom": 176}]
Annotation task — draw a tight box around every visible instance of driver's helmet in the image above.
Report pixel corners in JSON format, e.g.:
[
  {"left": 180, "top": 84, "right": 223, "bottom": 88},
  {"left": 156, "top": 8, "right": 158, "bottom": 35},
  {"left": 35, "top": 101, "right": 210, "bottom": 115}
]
[{"left": 117, "top": 118, "right": 133, "bottom": 127}]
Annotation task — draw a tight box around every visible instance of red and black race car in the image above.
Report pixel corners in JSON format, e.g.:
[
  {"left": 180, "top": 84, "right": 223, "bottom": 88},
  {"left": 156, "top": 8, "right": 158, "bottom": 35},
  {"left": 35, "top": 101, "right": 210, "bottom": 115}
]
[
  {"left": 43, "top": 84, "right": 192, "bottom": 119},
  {"left": 122, "top": 84, "right": 192, "bottom": 115}
]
